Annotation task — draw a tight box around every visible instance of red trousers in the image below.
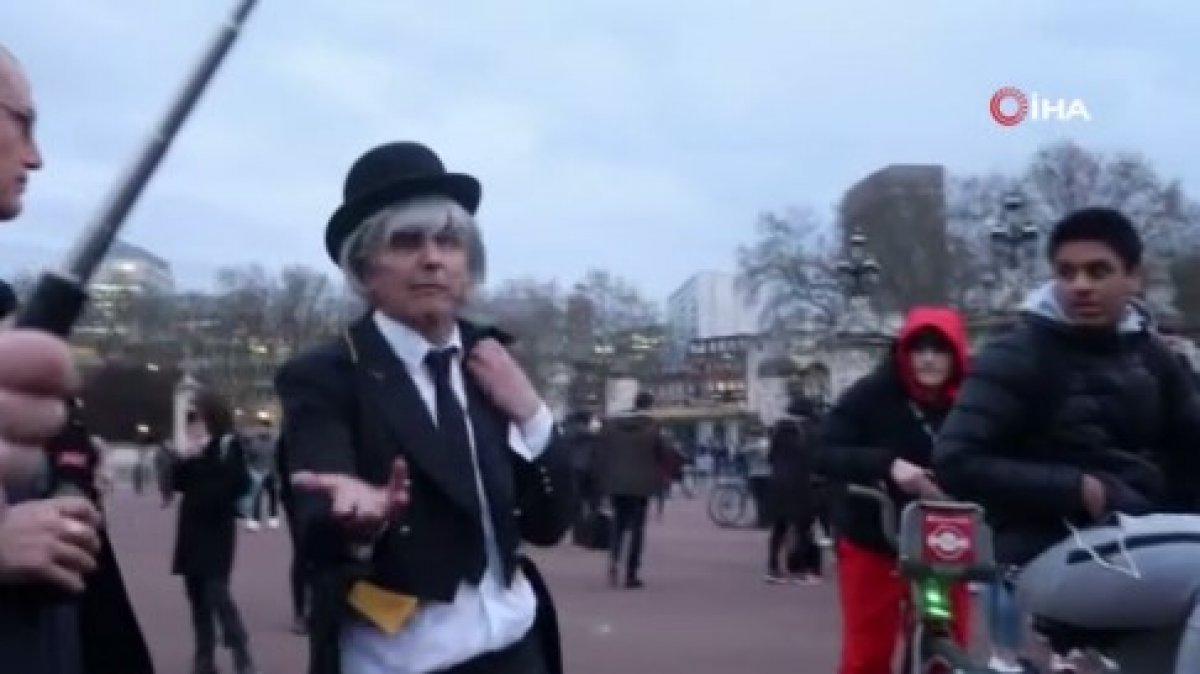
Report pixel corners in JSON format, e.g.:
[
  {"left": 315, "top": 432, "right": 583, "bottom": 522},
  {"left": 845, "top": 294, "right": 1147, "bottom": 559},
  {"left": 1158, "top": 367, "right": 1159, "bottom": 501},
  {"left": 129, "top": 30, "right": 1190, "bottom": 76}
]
[{"left": 836, "top": 539, "right": 971, "bottom": 674}]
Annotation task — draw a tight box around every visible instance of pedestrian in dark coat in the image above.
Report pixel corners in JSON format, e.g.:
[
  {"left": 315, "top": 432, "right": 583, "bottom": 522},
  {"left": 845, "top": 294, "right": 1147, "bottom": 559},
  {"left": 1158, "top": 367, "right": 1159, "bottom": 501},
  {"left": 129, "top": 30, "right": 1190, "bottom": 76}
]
[
  {"left": 170, "top": 391, "right": 257, "bottom": 674},
  {"left": 764, "top": 397, "right": 821, "bottom": 583}
]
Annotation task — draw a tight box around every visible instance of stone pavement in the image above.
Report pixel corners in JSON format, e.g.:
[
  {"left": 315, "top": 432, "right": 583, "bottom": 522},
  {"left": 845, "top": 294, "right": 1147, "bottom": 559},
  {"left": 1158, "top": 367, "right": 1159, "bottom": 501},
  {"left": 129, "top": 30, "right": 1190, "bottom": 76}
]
[{"left": 106, "top": 489, "right": 844, "bottom": 673}]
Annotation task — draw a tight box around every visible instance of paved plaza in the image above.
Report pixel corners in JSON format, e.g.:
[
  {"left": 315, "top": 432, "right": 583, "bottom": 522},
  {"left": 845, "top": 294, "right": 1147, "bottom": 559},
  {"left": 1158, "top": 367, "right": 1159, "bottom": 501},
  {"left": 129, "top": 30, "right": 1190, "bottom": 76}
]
[{"left": 106, "top": 489, "right": 844, "bottom": 673}]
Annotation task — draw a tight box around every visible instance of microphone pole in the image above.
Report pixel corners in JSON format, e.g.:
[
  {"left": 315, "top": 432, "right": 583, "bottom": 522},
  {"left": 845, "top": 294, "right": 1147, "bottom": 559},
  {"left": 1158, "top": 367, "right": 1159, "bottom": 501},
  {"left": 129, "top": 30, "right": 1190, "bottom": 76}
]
[
  {"left": 15, "top": 0, "right": 262, "bottom": 338},
  {"left": 13, "top": 0, "right": 262, "bottom": 502}
]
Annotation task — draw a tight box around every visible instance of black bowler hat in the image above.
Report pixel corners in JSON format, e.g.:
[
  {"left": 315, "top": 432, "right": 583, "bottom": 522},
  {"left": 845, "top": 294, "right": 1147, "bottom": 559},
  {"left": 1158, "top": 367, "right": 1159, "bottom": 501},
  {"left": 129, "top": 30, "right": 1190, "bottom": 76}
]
[{"left": 324, "top": 141, "right": 482, "bottom": 263}]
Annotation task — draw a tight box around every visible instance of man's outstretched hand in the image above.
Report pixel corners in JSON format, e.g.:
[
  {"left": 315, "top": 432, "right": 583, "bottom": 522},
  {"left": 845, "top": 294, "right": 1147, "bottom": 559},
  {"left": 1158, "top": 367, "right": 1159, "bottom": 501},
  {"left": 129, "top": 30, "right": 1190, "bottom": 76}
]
[{"left": 292, "top": 458, "right": 409, "bottom": 538}]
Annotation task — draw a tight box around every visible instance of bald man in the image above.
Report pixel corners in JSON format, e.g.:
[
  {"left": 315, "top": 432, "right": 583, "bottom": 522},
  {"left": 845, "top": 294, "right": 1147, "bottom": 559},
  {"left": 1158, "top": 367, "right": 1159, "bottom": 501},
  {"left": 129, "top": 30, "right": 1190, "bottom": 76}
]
[
  {"left": 0, "top": 46, "right": 43, "bottom": 221},
  {"left": 0, "top": 45, "right": 154, "bottom": 674}
]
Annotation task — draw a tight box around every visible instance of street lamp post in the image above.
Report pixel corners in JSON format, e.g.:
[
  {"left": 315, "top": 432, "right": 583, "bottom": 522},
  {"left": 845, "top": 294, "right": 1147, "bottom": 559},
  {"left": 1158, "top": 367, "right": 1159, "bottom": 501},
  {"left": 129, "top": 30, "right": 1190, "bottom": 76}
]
[
  {"left": 830, "top": 231, "right": 887, "bottom": 398},
  {"left": 172, "top": 357, "right": 201, "bottom": 451},
  {"left": 835, "top": 231, "right": 882, "bottom": 317},
  {"left": 988, "top": 190, "right": 1040, "bottom": 311}
]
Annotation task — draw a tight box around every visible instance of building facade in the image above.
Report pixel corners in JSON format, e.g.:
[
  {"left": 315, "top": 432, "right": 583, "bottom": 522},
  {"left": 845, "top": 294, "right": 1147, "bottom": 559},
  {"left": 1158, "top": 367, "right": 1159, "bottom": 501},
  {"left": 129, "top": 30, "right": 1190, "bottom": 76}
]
[
  {"left": 665, "top": 271, "right": 763, "bottom": 365},
  {"left": 78, "top": 239, "right": 175, "bottom": 342}
]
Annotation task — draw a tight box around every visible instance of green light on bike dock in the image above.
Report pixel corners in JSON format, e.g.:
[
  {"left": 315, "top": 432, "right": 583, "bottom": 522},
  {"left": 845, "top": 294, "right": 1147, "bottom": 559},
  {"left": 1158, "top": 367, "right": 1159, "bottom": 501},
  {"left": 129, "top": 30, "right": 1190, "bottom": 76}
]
[{"left": 921, "top": 578, "right": 952, "bottom": 620}]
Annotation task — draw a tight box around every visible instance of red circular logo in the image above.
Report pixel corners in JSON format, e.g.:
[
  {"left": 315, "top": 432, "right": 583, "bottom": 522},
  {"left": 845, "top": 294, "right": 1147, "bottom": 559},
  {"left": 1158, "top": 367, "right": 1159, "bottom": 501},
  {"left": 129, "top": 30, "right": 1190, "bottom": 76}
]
[
  {"left": 990, "top": 87, "right": 1028, "bottom": 126},
  {"left": 926, "top": 524, "right": 970, "bottom": 561}
]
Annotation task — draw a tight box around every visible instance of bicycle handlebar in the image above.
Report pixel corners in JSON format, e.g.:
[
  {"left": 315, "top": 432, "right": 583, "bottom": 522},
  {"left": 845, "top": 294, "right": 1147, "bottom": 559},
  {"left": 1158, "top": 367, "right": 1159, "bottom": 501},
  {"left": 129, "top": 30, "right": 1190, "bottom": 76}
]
[{"left": 845, "top": 483, "right": 899, "bottom": 549}]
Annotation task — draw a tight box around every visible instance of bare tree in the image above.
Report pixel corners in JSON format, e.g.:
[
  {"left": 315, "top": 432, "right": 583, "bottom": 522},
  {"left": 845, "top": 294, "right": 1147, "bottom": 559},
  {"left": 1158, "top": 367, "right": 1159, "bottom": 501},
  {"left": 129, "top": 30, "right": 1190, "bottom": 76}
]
[
  {"left": 568, "top": 269, "right": 660, "bottom": 335},
  {"left": 272, "top": 265, "right": 345, "bottom": 354},
  {"left": 473, "top": 279, "right": 567, "bottom": 391},
  {"left": 736, "top": 208, "right": 844, "bottom": 331},
  {"left": 1022, "top": 141, "right": 1200, "bottom": 254}
]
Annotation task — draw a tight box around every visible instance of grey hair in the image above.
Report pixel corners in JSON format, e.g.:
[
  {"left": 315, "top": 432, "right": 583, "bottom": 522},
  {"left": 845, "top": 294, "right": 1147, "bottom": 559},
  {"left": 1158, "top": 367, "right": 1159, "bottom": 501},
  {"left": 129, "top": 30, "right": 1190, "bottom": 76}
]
[{"left": 338, "top": 195, "right": 487, "bottom": 300}]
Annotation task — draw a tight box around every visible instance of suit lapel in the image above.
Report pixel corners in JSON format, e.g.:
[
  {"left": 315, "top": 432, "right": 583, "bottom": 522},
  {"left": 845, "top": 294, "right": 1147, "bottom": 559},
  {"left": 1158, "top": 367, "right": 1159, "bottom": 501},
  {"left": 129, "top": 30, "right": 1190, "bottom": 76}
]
[{"left": 347, "top": 317, "right": 480, "bottom": 517}]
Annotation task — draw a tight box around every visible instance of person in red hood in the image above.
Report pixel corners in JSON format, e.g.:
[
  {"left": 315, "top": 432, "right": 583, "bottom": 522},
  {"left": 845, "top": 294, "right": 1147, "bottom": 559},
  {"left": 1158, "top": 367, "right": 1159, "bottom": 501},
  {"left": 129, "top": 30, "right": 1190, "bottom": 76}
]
[{"left": 816, "top": 306, "right": 971, "bottom": 674}]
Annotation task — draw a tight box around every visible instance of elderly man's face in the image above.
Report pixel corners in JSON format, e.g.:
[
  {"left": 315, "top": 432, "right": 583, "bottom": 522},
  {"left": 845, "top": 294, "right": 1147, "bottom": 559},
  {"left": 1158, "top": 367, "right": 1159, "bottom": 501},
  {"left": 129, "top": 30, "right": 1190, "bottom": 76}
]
[
  {"left": 364, "top": 223, "right": 470, "bottom": 337},
  {"left": 0, "top": 56, "right": 41, "bottom": 221}
]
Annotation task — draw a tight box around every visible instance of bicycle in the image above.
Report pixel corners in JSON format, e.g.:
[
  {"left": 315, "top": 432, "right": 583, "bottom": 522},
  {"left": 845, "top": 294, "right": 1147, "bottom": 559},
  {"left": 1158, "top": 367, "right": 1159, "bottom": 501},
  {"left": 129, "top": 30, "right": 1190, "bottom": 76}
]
[
  {"left": 846, "top": 483, "right": 998, "bottom": 674},
  {"left": 849, "top": 485, "right": 1183, "bottom": 674},
  {"left": 707, "top": 475, "right": 756, "bottom": 528}
]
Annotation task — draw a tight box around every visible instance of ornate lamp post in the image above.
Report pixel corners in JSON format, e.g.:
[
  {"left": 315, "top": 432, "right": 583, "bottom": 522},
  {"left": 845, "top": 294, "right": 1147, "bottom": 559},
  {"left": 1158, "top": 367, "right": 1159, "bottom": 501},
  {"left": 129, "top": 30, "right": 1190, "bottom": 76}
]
[
  {"left": 988, "top": 191, "right": 1040, "bottom": 311},
  {"left": 990, "top": 191, "right": 1039, "bottom": 269},
  {"left": 828, "top": 231, "right": 887, "bottom": 399},
  {"left": 836, "top": 232, "right": 881, "bottom": 299}
]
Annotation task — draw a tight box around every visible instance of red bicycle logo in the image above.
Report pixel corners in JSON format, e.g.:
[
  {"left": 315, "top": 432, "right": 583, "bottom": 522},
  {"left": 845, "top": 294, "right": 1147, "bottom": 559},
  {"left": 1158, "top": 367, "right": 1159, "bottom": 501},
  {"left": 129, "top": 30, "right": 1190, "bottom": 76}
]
[
  {"left": 920, "top": 511, "right": 976, "bottom": 564},
  {"left": 990, "top": 86, "right": 1029, "bottom": 126}
]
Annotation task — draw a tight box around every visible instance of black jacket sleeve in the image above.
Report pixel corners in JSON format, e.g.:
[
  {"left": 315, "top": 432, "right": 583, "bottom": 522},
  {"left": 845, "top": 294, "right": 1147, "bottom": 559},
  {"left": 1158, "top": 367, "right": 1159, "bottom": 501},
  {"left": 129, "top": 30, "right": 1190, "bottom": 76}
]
[
  {"left": 816, "top": 376, "right": 895, "bottom": 484},
  {"left": 511, "top": 427, "right": 577, "bottom": 547},
  {"left": 172, "top": 438, "right": 249, "bottom": 515},
  {"left": 932, "top": 328, "right": 1087, "bottom": 518},
  {"left": 274, "top": 344, "right": 360, "bottom": 567},
  {"left": 1155, "top": 347, "right": 1200, "bottom": 511}
]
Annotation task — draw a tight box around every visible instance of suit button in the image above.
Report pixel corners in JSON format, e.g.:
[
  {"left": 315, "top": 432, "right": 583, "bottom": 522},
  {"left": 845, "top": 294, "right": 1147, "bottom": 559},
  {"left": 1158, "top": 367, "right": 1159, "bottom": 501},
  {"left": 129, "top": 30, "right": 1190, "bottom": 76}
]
[
  {"left": 545, "top": 487, "right": 554, "bottom": 494},
  {"left": 513, "top": 508, "right": 522, "bottom": 516},
  {"left": 398, "top": 525, "right": 411, "bottom": 535}
]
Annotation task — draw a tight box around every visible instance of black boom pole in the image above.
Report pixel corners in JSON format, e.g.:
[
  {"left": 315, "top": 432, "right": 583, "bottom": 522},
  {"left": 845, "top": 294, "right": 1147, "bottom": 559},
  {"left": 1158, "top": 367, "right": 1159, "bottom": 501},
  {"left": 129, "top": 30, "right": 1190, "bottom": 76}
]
[{"left": 16, "top": 0, "right": 262, "bottom": 337}]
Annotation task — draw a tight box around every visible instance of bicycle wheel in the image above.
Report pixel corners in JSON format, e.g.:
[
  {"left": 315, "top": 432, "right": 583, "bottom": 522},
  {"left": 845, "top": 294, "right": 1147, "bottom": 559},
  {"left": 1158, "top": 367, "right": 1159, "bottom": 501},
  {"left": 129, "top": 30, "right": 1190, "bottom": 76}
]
[{"left": 707, "top": 484, "right": 746, "bottom": 528}]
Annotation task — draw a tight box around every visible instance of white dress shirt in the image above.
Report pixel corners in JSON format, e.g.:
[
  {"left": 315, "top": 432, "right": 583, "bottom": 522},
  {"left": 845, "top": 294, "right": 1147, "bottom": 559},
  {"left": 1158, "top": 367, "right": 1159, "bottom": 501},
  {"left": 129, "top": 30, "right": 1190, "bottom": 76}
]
[{"left": 342, "top": 312, "right": 556, "bottom": 674}]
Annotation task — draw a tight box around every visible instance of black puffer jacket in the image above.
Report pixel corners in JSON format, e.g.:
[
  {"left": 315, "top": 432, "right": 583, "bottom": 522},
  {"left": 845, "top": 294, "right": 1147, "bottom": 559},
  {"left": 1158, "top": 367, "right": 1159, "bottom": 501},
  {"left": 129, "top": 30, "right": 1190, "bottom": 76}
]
[{"left": 934, "top": 284, "right": 1200, "bottom": 566}]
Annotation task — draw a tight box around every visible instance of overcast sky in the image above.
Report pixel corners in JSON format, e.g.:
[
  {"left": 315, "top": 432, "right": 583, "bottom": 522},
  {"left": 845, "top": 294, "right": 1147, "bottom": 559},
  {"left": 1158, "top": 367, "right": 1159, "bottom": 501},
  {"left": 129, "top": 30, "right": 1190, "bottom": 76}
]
[{"left": 2, "top": 1, "right": 1196, "bottom": 302}]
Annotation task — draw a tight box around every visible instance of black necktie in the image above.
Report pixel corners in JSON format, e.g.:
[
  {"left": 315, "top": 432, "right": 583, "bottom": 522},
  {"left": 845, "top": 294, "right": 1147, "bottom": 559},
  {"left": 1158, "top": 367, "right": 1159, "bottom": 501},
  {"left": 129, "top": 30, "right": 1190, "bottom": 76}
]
[{"left": 424, "top": 347, "right": 480, "bottom": 514}]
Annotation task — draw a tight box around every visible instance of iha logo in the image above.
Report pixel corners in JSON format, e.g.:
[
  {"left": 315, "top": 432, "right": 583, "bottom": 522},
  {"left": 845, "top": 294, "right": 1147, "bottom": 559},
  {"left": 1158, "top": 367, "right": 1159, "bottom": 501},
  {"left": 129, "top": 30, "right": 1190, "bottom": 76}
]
[{"left": 990, "top": 86, "right": 1091, "bottom": 126}]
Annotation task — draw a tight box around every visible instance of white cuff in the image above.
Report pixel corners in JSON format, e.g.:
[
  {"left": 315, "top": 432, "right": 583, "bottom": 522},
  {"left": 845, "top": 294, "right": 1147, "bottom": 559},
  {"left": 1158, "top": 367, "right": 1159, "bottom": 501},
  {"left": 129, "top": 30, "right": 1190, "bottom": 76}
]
[{"left": 509, "top": 404, "right": 554, "bottom": 461}]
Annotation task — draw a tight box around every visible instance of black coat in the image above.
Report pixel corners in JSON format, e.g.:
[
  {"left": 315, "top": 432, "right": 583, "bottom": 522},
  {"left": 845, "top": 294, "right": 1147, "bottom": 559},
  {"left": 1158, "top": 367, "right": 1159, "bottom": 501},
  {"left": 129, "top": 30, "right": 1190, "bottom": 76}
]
[
  {"left": 0, "top": 494, "right": 154, "bottom": 674},
  {"left": 171, "top": 435, "right": 251, "bottom": 578},
  {"left": 933, "top": 314, "right": 1200, "bottom": 565},
  {"left": 765, "top": 419, "right": 817, "bottom": 522},
  {"left": 274, "top": 316, "right": 576, "bottom": 674},
  {"left": 817, "top": 358, "right": 951, "bottom": 555}
]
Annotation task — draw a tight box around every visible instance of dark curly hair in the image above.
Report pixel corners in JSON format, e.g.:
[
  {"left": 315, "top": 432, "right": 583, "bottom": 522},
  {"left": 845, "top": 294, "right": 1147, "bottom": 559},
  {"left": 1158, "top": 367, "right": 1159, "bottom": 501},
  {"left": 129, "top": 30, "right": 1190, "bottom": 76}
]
[{"left": 192, "top": 390, "right": 234, "bottom": 438}]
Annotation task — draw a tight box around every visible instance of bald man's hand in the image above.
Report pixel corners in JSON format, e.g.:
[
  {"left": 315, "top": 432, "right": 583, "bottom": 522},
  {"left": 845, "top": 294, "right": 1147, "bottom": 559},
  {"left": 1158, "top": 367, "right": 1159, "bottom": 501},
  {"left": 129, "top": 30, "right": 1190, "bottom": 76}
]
[{"left": 0, "top": 331, "right": 78, "bottom": 463}]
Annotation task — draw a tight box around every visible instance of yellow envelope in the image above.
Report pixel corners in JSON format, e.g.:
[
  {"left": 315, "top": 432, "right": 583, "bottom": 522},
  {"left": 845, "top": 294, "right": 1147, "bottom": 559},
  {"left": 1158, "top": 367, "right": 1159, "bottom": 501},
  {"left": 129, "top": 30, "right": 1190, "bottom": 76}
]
[{"left": 347, "top": 581, "right": 419, "bottom": 635}]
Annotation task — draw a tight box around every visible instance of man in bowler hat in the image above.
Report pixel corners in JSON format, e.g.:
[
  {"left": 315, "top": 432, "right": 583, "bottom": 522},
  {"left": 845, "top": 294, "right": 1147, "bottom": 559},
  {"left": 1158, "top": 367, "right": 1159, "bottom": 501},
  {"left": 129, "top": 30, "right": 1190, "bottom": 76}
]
[{"left": 277, "top": 141, "right": 576, "bottom": 674}]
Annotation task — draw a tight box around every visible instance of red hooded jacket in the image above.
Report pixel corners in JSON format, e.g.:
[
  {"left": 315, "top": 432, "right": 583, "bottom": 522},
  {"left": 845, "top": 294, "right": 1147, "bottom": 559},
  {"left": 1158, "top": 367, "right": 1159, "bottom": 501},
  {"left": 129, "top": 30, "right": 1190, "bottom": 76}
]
[{"left": 893, "top": 306, "right": 970, "bottom": 408}]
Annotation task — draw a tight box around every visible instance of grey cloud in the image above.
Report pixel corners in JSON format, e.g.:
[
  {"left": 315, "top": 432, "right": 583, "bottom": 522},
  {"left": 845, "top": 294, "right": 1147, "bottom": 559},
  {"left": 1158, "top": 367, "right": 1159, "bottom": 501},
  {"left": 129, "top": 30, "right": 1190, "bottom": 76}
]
[{"left": 2, "top": 0, "right": 1197, "bottom": 298}]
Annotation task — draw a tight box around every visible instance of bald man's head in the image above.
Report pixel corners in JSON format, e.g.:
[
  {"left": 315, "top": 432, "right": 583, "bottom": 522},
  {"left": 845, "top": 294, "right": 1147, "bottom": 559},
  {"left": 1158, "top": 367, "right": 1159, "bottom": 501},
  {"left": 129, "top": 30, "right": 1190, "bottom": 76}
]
[
  {"left": 0, "top": 45, "right": 23, "bottom": 95},
  {"left": 0, "top": 44, "right": 40, "bottom": 221}
]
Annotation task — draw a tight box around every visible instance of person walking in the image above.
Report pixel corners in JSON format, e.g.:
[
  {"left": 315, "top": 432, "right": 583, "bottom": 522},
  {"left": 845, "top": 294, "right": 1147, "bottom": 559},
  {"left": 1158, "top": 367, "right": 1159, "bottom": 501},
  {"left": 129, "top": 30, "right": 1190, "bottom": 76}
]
[
  {"left": 593, "top": 392, "right": 670, "bottom": 589},
  {"left": 765, "top": 398, "right": 822, "bottom": 584},
  {"left": 171, "top": 393, "right": 258, "bottom": 674}
]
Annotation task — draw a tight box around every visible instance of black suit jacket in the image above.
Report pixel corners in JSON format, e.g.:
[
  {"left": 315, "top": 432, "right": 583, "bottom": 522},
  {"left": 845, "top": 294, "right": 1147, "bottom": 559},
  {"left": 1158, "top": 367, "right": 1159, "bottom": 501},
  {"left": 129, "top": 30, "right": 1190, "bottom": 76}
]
[{"left": 274, "top": 315, "right": 575, "bottom": 672}]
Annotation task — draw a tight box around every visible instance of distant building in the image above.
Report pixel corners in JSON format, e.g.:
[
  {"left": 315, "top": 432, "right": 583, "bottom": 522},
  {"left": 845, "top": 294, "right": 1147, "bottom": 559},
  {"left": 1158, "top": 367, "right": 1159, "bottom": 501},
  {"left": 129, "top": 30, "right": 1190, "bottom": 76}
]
[
  {"left": 90, "top": 239, "right": 174, "bottom": 295},
  {"left": 839, "top": 164, "right": 949, "bottom": 308},
  {"left": 78, "top": 240, "right": 175, "bottom": 341},
  {"left": 665, "top": 271, "right": 763, "bottom": 365},
  {"left": 565, "top": 324, "right": 667, "bottom": 415}
]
